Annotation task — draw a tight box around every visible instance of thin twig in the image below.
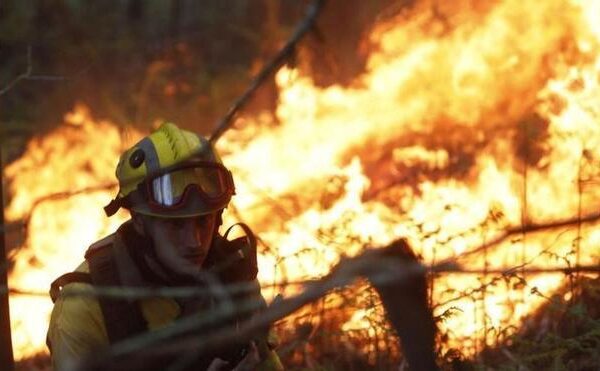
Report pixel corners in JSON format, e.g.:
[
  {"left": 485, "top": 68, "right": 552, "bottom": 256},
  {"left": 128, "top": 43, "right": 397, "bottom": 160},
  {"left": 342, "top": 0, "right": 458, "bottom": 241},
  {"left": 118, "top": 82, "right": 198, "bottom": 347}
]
[
  {"left": 431, "top": 265, "right": 600, "bottom": 275},
  {"left": 209, "top": 0, "right": 326, "bottom": 143},
  {"left": 5, "top": 264, "right": 600, "bottom": 299},
  {"left": 0, "top": 47, "right": 86, "bottom": 97},
  {"left": 0, "top": 47, "right": 33, "bottom": 96},
  {"left": 19, "top": 183, "right": 118, "bottom": 233},
  {"left": 440, "top": 210, "right": 600, "bottom": 264}
]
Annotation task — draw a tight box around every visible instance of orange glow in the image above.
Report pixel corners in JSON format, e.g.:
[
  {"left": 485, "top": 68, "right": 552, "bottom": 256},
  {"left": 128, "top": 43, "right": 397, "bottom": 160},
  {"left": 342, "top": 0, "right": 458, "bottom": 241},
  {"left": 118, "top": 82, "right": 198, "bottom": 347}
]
[
  {"left": 6, "top": 0, "right": 600, "bottom": 361},
  {"left": 5, "top": 105, "right": 141, "bottom": 359}
]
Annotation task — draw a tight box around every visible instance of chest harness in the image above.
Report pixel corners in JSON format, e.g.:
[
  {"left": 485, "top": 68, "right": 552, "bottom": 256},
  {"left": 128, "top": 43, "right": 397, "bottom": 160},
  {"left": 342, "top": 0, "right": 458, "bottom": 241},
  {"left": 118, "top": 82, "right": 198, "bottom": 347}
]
[{"left": 49, "top": 222, "right": 260, "bottom": 345}]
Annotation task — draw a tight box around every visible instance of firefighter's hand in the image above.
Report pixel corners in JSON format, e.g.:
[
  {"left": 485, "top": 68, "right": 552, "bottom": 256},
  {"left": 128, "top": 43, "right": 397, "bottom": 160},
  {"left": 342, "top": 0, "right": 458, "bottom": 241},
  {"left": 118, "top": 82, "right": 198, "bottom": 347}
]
[
  {"left": 232, "top": 342, "right": 261, "bottom": 371},
  {"left": 207, "top": 358, "right": 229, "bottom": 371},
  {"left": 205, "top": 342, "right": 261, "bottom": 371}
]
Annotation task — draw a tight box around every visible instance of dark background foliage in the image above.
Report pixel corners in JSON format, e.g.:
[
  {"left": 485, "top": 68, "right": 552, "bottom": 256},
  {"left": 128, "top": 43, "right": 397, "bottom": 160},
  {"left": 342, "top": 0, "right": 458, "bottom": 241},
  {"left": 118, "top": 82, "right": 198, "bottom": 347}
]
[{"left": 0, "top": 0, "right": 397, "bottom": 162}]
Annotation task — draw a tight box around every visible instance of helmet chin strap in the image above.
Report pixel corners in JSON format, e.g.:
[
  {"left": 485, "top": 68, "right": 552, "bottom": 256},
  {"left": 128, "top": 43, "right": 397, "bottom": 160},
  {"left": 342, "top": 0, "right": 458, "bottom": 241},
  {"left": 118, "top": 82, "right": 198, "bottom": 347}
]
[{"left": 215, "top": 209, "right": 224, "bottom": 230}]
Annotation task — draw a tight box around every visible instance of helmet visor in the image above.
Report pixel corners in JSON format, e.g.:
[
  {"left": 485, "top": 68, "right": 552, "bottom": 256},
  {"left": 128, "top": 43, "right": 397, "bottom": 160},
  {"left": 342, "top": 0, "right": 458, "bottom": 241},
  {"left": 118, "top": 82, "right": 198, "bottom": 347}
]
[{"left": 146, "top": 162, "right": 234, "bottom": 211}]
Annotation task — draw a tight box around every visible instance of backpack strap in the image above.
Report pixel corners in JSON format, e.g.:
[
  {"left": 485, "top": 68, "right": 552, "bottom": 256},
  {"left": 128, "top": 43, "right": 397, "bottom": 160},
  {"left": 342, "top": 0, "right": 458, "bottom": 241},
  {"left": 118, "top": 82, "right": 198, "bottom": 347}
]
[
  {"left": 86, "top": 242, "right": 147, "bottom": 343},
  {"left": 215, "top": 223, "right": 258, "bottom": 283},
  {"left": 49, "top": 272, "right": 93, "bottom": 302}
]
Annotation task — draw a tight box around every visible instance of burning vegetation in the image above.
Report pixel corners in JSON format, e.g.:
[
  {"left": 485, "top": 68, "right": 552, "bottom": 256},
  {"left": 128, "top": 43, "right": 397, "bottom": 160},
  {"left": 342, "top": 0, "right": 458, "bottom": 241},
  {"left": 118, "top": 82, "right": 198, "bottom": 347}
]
[{"left": 3, "top": 0, "right": 600, "bottom": 369}]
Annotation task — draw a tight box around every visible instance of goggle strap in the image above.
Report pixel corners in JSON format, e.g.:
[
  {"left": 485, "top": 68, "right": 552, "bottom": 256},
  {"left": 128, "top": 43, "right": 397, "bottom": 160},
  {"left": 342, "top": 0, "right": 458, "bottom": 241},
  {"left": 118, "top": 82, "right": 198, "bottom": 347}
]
[{"left": 104, "top": 197, "right": 125, "bottom": 217}]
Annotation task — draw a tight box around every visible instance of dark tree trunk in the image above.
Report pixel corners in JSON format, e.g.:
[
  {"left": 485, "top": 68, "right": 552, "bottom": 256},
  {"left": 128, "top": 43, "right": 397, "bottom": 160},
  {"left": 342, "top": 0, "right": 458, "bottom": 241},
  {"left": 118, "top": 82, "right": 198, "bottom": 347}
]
[
  {"left": 0, "top": 149, "right": 15, "bottom": 371},
  {"left": 369, "top": 240, "right": 440, "bottom": 371}
]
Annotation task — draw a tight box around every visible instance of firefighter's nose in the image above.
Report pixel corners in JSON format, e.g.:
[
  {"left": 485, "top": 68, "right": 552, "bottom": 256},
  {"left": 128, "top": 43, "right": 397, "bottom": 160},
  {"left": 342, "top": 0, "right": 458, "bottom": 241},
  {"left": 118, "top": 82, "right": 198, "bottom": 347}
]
[{"left": 180, "top": 218, "right": 203, "bottom": 246}]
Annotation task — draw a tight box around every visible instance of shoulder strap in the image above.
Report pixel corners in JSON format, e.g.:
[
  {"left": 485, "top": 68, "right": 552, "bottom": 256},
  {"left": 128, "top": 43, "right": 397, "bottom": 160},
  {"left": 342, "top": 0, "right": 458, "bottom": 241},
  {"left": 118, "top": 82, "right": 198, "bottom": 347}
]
[
  {"left": 215, "top": 223, "right": 258, "bottom": 283},
  {"left": 49, "top": 272, "right": 92, "bottom": 302},
  {"left": 86, "top": 244, "right": 147, "bottom": 344},
  {"left": 223, "top": 222, "right": 257, "bottom": 259}
]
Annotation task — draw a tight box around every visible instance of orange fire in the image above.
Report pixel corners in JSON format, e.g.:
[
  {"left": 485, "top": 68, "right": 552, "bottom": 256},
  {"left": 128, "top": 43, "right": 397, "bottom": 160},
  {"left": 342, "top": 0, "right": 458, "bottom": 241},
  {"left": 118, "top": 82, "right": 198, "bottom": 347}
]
[
  {"left": 5, "top": 0, "right": 600, "bottom": 362},
  {"left": 5, "top": 105, "right": 141, "bottom": 359}
]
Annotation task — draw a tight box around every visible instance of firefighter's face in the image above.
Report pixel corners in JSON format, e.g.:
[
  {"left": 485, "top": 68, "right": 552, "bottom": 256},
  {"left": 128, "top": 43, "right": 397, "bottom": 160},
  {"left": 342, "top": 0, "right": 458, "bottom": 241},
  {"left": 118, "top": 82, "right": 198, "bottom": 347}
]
[{"left": 138, "top": 213, "right": 217, "bottom": 277}]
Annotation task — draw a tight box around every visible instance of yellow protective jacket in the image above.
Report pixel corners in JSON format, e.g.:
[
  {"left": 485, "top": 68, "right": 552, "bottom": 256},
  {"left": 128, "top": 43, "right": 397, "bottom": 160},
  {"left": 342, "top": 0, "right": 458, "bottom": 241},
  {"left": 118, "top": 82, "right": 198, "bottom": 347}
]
[{"left": 47, "top": 223, "right": 283, "bottom": 371}]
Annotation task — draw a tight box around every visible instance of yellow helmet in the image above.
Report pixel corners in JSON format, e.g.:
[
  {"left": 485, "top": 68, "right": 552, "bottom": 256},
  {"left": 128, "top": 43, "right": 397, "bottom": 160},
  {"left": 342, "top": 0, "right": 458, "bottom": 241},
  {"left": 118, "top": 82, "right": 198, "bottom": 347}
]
[{"left": 104, "top": 123, "right": 235, "bottom": 218}]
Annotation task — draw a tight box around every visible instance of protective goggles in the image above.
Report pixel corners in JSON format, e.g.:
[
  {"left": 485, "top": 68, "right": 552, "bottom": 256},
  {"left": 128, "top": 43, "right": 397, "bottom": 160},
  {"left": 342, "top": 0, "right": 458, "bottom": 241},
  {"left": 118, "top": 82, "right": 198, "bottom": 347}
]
[
  {"left": 104, "top": 161, "right": 235, "bottom": 217},
  {"left": 142, "top": 161, "right": 235, "bottom": 211}
]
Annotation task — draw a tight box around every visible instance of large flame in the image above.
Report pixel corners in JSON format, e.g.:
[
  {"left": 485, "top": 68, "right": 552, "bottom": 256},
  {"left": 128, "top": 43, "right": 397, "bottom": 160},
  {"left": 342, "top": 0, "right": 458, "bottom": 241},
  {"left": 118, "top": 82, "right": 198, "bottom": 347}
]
[
  {"left": 5, "top": 0, "right": 600, "bottom": 361},
  {"left": 5, "top": 105, "right": 141, "bottom": 358}
]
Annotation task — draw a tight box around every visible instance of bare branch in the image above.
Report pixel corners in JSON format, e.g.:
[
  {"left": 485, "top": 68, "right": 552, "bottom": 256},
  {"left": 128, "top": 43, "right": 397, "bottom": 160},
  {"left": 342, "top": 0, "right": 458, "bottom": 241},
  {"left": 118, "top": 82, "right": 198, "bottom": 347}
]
[
  {"left": 0, "top": 47, "right": 32, "bottom": 96},
  {"left": 432, "top": 265, "right": 600, "bottom": 275},
  {"left": 209, "top": 0, "right": 326, "bottom": 143},
  {"left": 6, "top": 264, "right": 599, "bottom": 300},
  {"left": 12, "top": 183, "right": 118, "bottom": 235},
  {"left": 440, "top": 210, "right": 600, "bottom": 264},
  {"left": 0, "top": 46, "right": 90, "bottom": 96}
]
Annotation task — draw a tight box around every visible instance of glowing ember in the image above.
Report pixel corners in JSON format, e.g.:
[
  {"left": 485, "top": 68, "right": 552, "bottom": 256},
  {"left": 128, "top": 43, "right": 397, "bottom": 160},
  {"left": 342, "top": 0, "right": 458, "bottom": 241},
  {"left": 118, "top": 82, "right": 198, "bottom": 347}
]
[{"left": 5, "top": 0, "right": 600, "bottom": 362}]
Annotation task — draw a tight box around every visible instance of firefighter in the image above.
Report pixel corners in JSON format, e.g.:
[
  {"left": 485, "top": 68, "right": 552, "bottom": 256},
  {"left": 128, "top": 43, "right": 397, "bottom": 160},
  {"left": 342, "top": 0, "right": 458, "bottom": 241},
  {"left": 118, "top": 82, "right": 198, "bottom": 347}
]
[{"left": 47, "top": 123, "right": 283, "bottom": 370}]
